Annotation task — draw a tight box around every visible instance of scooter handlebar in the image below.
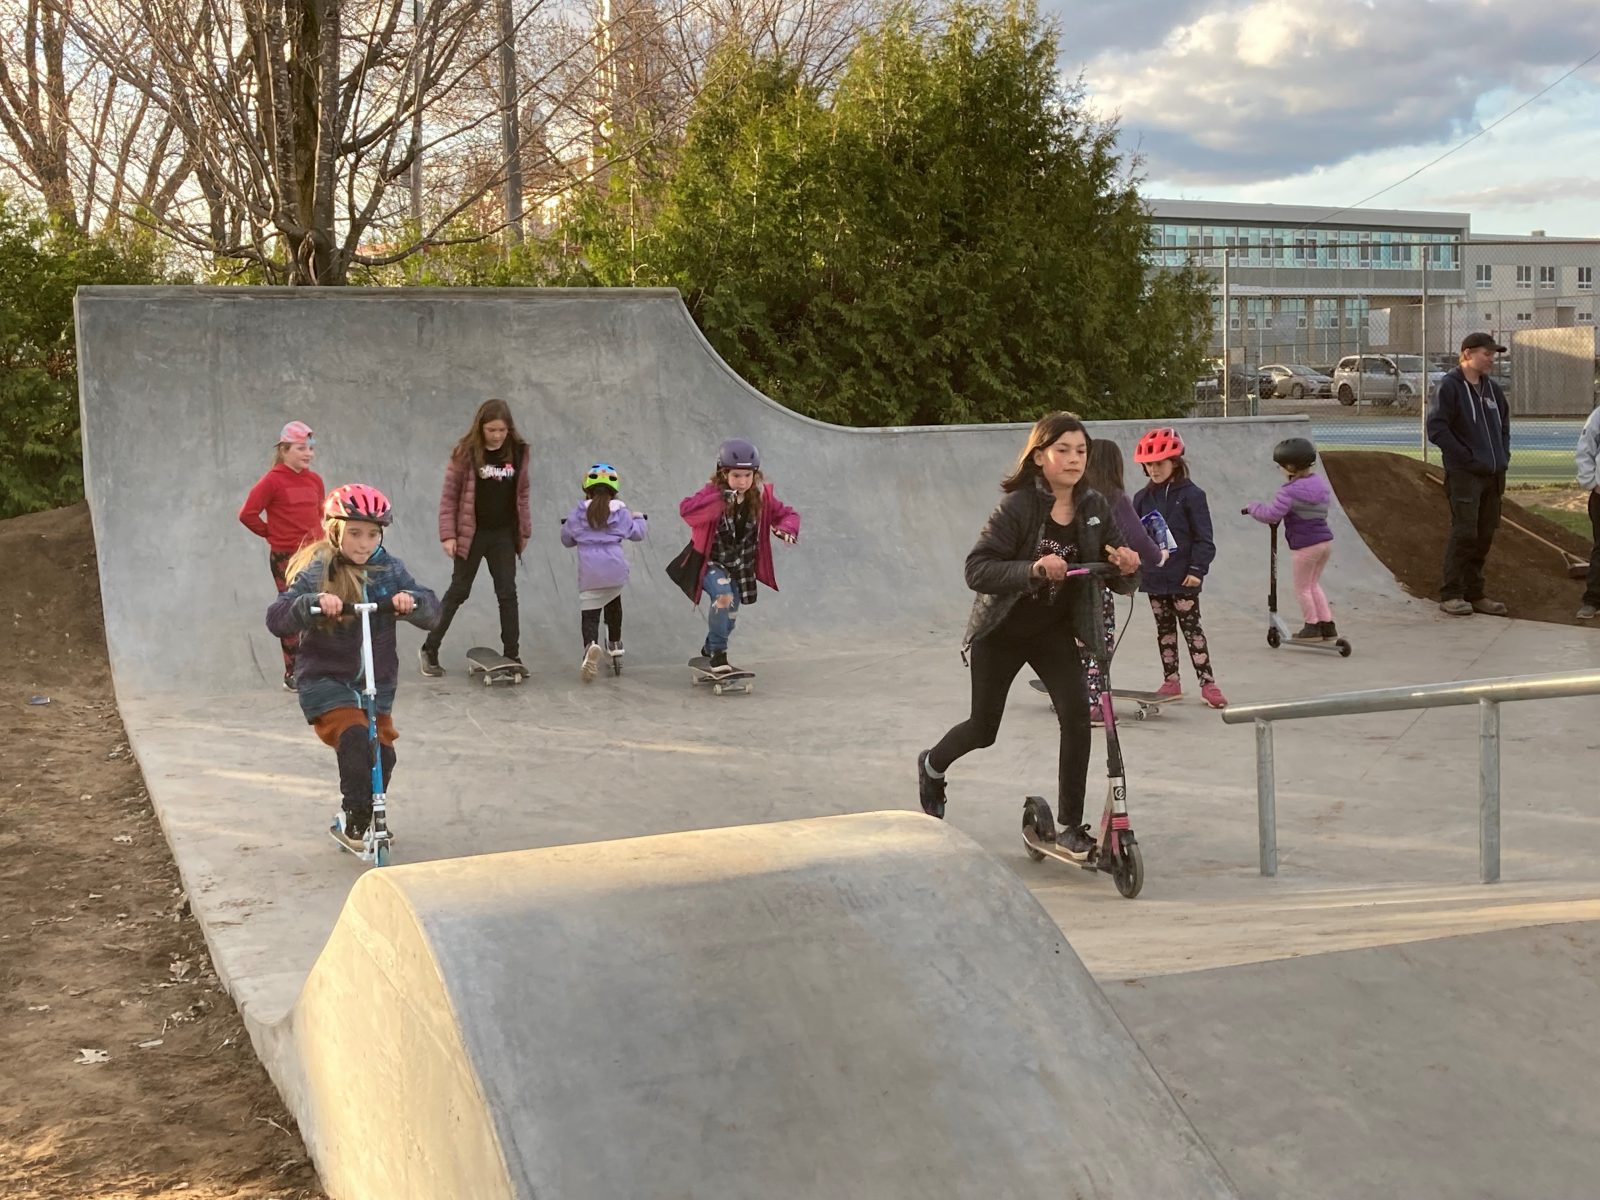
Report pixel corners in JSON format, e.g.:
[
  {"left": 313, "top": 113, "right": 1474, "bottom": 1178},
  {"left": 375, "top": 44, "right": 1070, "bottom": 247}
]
[{"left": 309, "top": 597, "right": 395, "bottom": 617}]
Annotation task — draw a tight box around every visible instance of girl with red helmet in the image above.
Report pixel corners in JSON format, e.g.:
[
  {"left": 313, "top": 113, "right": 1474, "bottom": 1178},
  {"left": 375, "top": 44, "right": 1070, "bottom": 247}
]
[
  {"left": 1132, "top": 427, "right": 1227, "bottom": 708},
  {"left": 238, "top": 420, "right": 325, "bottom": 690},
  {"left": 420, "top": 399, "right": 533, "bottom": 677},
  {"left": 676, "top": 438, "right": 801, "bottom": 675},
  {"left": 267, "top": 484, "right": 440, "bottom": 851},
  {"left": 917, "top": 413, "right": 1141, "bottom": 853}
]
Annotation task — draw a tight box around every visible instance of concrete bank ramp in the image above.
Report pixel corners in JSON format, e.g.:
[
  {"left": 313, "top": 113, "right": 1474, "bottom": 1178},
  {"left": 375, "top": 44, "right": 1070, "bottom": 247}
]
[{"left": 268, "top": 811, "right": 1237, "bottom": 1199}]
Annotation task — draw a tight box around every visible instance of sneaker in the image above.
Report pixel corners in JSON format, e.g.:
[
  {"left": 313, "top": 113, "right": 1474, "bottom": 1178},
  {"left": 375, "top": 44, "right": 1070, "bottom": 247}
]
[
  {"left": 1439, "top": 599, "right": 1473, "bottom": 616},
  {"left": 1155, "top": 678, "right": 1183, "bottom": 700},
  {"left": 1319, "top": 621, "right": 1339, "bottom": 640},
  {"left": 707, "top": 650, "right": 735, "bottom": 675},
  {"left": 1088, "top": 707, "right": 1105, "bottom": 728},
  {"left": 331, "top": 811, "right": 367, "bottom": 853},
  {"left": 1471, "top": 597, "right": 1507, "bottom": 616},
  {"left": 282, "top": 671, "right": 297, "bottom": 692},
  {"left": 581, "top": 642, "right": 601, "bottom": 682},
  {"left": 1200, "top": 682, "right": 1228, "bottom": 709},
  {"left": 419, "top": 646, "right": 444, "bottom": 677},
  {"left": 607, "top": 641, "right": 625, "bottom": 659},
  {"left": 1060, "top": 824, "right": 1096, "bottom": 855},
  {"left": 1290, "top": 623, "right": 1323, "bottom": 642},
  {"left": 917, "top": 750, "right": 947, "bottom": 819},
  {"left": 1578, "top": 605, "right": 1598, "bottom": 621}
]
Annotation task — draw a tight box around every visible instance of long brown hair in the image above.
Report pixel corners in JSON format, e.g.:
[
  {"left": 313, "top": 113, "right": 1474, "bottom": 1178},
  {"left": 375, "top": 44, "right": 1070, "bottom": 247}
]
[
  {"left": 585, "top": 484, "right": 616, "bottom": 529},
  {"left": 285, "top": 518, "right": 375, "bottom": 612},
  {"left": 709, "top": 466, "right": 766, "bottom": 521},
  {"left": 451, "top": 398, "right": 528, "bottom": 470},
  {"left": 1000, "top": 412, "right": 1091, "bottom": 495},
  {"left": 1084, "top": 438, "right": 1126, "bottom": 502}
]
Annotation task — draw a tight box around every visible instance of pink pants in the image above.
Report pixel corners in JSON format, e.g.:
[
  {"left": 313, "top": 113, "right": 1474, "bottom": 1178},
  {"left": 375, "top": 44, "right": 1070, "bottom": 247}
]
[{"left": 1291, "top": 541, "right": 1334, "bottom": 623}]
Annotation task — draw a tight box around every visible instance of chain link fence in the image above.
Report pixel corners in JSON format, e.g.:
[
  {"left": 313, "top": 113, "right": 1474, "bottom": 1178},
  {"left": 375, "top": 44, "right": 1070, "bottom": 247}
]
[{"left": 1166, "top": 237, "right": 1599, "bottom": 485}]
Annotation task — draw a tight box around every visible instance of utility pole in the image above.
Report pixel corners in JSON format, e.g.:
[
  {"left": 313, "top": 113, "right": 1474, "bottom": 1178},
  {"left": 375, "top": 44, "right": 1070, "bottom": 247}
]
[
  {"left": 1221, "top": 249, "right": 1232, "bottom": 418},
  {"left": 498, "top": 0, "right": 523, "bottom": 246},
  {"left": 1420, "top": 251, "right": 1430, "bottom": 461},
  {"left": 410, "top": 0, "right": 424, "bottom": 229}
]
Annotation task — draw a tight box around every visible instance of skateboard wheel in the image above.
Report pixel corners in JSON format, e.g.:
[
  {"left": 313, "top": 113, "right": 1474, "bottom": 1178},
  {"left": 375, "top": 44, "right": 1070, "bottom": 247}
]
[
  {"left": 713, "top": 684, "right": 725, "bottom": 696},
  {"left": 481, "top": 674, "right": 492, "bottom": 686}
]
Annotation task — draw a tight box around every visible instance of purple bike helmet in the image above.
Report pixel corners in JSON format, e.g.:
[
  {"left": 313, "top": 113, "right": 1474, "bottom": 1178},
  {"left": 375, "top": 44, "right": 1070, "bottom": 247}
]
[{"left": 717, "top": 438, "right": 761, "bottom": 470}]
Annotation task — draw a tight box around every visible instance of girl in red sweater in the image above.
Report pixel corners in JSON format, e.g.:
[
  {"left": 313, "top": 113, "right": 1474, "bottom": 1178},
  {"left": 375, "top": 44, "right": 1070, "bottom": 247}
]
[{"left": 239, "top": 421, "right": 325, "bottom": 690}]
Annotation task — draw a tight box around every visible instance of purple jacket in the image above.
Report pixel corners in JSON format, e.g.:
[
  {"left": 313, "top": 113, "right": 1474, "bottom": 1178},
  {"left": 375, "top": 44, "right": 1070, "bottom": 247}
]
[
  {"left": 561, "top": 499, "right": 647, "bottom": 591},
  {"left": 1109, "top": 492, "right": 1166, "bottom": 569},
  {"left": 1246, "top": 473, "right": 1334, "bottom": 550}
]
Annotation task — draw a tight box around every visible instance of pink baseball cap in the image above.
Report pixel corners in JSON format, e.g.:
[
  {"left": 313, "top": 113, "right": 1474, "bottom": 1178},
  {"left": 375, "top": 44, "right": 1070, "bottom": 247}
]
[{"left": 278, "top": 420, "right": 315, "bottom": 446}]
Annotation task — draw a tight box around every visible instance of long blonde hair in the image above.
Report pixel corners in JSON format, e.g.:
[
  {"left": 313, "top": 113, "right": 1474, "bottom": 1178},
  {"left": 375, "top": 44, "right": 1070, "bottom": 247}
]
[{"left": 285, "top": 518, "right": 374, "bottom": 611}]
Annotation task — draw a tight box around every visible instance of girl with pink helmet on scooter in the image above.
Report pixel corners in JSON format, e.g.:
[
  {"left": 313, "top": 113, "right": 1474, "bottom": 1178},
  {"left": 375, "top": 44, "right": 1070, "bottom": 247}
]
[{"left": 267, "top": 484, "right": 440, "bottom": 853}]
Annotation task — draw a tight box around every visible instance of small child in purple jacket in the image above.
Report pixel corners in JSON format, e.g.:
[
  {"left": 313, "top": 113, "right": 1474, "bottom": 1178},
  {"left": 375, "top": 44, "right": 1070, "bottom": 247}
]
[
  {"left": 1244, "top": 436, "right": 1338, "bottom": 642},
  {"left": 561, "top": 463, "right": 648, "bottom": 681}
]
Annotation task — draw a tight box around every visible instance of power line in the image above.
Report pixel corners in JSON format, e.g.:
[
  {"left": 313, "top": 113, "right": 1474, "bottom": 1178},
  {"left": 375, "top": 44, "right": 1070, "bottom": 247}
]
[{"left": 1292, "top": 44, "right": 1600, "bottom": 233}]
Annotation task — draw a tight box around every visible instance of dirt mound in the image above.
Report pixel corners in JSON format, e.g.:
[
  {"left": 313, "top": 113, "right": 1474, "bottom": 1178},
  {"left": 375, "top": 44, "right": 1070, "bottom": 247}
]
[
  {"left": 1324, "top": 452, "right": 1592, "bottom": 627},
  {"left": 0, "top": 504, "right": 324, "bottom": 1200}
]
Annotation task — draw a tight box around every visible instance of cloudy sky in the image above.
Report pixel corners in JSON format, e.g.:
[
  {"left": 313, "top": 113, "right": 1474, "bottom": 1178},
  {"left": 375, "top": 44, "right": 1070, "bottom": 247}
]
[{"left": 1056, "top": 0, "right": 1600, "bottom": 236}]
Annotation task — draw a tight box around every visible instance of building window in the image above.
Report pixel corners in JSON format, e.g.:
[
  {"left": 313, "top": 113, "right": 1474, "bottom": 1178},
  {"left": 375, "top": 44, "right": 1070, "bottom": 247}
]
[
  {"left": 1280, "top": 298, "right": 1307, "bottom": 329},
  {"left": 1313, "top": 299, "right": 1338, "bottom": 329},
  {"left": 1538, "top": 266, "right": 1556, "bottom": 289},
  {"left": 1579, "top": 311, "right": 1594, "bottom": 324},
  {"left": 1475, "top": 264, "right": 1492, "bottom": 288},
  {"left": 1515, "top": 311, "right": 1532, "bottom": 323},
  {"left": 1358, "top": 240, "right": 1371, "bottom": 266},
  {"left": 1516, "top": 265, "right": 1533, "bottom": 289},
  {"left": 1580, "top": 267, "right": 1593, "bottom": 291}
]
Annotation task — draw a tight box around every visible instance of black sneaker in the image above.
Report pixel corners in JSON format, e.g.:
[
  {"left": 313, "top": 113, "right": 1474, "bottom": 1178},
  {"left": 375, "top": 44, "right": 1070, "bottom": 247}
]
[
  {"left": 282, "top": 671, "right": 297, "bottom": 692},
  {"left": 917, "top": 750, "right": 947, "bottom": 819},
  {"left": 1319, "top": 621, "right": 1339, "bottom": 640},
  {"left": 1290, "top": 623, "right": 1323, "bottom": 642},
  {"left": 707, "top": 650, "right": 734, "bottom": 675},
  {"left": 1061, "top": 823, "right": 1096, "bottom": 855},
  {"left": 419, "top": 646, "right": 444, "bottom": 677}
]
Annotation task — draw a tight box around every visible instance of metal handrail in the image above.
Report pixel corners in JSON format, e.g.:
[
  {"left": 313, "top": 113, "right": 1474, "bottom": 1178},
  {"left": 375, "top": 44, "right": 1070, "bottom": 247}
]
[{"left": 1220, "top": 669, "right": 1600, "bottom": 883}]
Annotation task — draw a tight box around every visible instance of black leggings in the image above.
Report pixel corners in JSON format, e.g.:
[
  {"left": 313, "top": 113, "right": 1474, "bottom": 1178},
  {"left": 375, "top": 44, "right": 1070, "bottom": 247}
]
[
  {"left": 424, "top": 525, "right": 519, "bottom": 658},
  {"left": 581, "top": 596, "right": 623, "bottom": 648},
  {"left": 929, "top": 631, "right": 1092, "bottom": 826}
]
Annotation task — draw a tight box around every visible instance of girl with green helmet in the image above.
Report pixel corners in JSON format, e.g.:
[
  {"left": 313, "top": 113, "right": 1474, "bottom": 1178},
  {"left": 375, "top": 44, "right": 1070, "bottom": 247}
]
[{"left": 560, "top": 462, "right": 648, "bottom": 681}]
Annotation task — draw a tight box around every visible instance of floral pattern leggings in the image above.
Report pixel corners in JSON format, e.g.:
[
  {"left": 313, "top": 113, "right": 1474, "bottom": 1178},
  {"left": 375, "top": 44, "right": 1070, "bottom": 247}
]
[
  {"left": 1149, "top": 594, "right": 1215, "bottom": 687},
  {"left": 1082, "top": 587, "right": 1118, "bottom": 709}
]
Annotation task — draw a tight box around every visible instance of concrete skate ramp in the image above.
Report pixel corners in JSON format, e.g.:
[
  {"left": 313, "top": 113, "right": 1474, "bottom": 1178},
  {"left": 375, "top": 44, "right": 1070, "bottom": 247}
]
[
  {"left": 74, "top": 286, "right": 1402, "bottom": 699},
  {"left": 269, "top": 811, "right": 1237, "bottom": 1199}
]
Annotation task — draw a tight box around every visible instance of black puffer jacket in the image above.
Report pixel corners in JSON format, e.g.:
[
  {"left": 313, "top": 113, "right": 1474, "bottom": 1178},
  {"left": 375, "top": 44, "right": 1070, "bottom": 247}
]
[{"left": 961, "top": 477, "right": 1140, "bottom": 659}]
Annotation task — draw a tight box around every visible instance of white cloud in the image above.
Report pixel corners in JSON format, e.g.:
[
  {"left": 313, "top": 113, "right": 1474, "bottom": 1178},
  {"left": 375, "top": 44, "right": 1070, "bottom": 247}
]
[
  {"left": 1424, "top": 177, "right": 1600, "bottom": 209},
  {"left": 1083, "top": 0, "right": 1600, "bottom": 185}
]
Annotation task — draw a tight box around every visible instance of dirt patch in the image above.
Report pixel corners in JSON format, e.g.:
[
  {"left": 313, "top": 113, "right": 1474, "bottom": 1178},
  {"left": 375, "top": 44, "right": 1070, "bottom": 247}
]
[
  {"left": 0, "top": 504, "right": 325, "bottom": 1200},
  {"left": 1324, "top": 451, "right": 1594, "bottom": 626}
]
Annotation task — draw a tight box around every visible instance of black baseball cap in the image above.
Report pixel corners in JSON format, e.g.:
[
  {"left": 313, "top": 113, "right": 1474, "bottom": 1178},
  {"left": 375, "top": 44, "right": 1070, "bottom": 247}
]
[{"left": 1461, "top": 332, "right": 1506, "bottom": 353}]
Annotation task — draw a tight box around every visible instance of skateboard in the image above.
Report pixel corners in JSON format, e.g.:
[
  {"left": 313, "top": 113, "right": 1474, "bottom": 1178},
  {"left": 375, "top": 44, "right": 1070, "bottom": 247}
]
[
  {"left": 1028, "top": 679, "right": 1173, "bottom": 720},
  {"left": 466, "top": 646, "right": 528, "bottom": 686},
  {"left": 688, "top": 657, "right": 755, "bottom": 696}
]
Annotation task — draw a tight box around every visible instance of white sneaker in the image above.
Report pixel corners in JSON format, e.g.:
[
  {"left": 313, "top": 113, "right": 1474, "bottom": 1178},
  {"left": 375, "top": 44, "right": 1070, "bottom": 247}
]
[
  {"left": 581, "top": 643, "right": 601, "bottom": 682},
  {"left": 607, "top": 642, "right": 625, "bottom": 659}
]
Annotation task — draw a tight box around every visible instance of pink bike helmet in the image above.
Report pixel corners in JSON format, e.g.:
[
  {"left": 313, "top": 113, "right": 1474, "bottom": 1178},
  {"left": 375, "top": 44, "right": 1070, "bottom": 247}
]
[
  {"left": 323, "top": 483, "right": 392, "bottom": 527},
  {"left": 1134, "top": 427, "right": 1186, "bottom": 464}
]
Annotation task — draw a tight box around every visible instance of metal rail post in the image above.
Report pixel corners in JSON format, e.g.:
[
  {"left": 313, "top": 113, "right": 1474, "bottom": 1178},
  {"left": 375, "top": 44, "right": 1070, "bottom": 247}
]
[
  {"left": 1256, "top": 719, "right": 1276, "bottom": 877},
  {"left": 1479, "top": 698, "right": 1500, "bottom": 883}
]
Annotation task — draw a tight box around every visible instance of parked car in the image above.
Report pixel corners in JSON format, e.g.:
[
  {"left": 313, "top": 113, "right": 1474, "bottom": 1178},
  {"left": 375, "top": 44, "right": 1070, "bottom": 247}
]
[
  {"left": 1332, "top": 354, "right": 1446, "bottom": 409},
  {"left": 1258, "top": 363, "right": 1333, "bottom": 400}
]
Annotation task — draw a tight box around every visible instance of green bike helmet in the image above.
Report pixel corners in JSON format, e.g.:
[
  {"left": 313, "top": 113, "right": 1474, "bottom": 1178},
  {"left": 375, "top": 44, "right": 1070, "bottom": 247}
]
[{"left": 583, "top": 462, "right": 620, "bottom": 493}]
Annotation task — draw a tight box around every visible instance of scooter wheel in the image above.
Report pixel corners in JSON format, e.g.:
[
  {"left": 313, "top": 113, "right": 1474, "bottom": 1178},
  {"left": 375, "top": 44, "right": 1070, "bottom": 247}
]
[
  {"left": 1337, "top": 639, "right": 1352, "bottom": 658},
  {"left": 374, "top": 840, "right": 391, "bottom": 867},
  {"left": 1021, "top": 796, "right": 1053, "bottom": 862},
  {"left": 1266, "top": 627, "right": 1281, "bottom": 649},
  {"left": 1113, "top": 839, "right": 1144, "bottom": 899}
]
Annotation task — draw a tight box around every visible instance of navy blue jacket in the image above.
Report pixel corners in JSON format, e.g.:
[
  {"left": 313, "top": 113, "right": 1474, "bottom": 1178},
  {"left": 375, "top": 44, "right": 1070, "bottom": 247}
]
[
  {"left": 1133, "top": 476, "right": 1216, "bottom": 596},
  {"left": 1426, "top": 367, "right": 1510, "bottom": 476}
]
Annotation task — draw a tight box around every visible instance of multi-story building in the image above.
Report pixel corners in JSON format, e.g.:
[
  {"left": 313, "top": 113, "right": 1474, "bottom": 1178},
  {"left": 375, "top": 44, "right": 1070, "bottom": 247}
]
[{"left": 1145, "top": 199, "right": 1600, "bottom": 412}]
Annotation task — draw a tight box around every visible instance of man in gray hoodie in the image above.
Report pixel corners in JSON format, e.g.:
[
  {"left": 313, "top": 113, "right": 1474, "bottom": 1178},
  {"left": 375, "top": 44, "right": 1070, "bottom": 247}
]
[
  {"left": 1426, "top": 332, "right": 1511, "bottom": 616},
  {"left": 1575, "top": 405, "right": 1600, "bottom": 620}
]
